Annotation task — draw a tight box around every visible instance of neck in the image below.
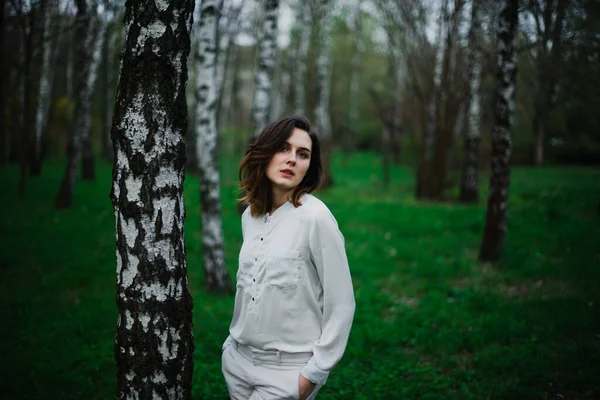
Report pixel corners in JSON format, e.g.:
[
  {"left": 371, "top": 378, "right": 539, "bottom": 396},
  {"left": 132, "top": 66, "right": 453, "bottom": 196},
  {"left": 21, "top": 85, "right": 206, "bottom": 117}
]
[{"left": 271, "top": 189, "right": 292, "bottom": 214}]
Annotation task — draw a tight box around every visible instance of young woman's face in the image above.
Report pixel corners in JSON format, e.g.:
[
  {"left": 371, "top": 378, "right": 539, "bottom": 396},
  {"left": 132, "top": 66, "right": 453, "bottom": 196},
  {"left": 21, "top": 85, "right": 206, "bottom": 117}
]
[{"left": 266, "top": 128, "right": 312, "bottom": 197}]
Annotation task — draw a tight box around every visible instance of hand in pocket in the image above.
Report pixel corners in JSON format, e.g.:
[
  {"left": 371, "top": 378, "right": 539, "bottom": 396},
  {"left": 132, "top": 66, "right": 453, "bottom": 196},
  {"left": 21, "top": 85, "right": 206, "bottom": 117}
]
[{"left": 298, "top": 374, "right": 315, "bottom": 400}]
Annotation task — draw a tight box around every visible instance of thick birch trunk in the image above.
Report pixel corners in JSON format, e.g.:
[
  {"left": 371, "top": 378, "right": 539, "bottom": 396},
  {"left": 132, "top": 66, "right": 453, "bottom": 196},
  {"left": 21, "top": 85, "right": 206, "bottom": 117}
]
[
  {"left": 31, "top": 0, "right": 57, "bottom": 176},
  {"left": 111, "top": 0, "right": 195, "bottom": 397},
  {"left": 479, "top": 0, "right": 519, "bottom": 262},
  {"left": 251, "top": 0, "right": 279, "bottom": 139},
  {"left": 293, "top": 2, "right": 311, "bottom": 116},
  {"left": 417, "top": 0, "right": 447, "bottom": 199},
  {"left": 194, "top": 0, "right": 232, "bottom": 293},
  {"left": 315, "top": 0, "right": 334, "bottom": 187},
  {"left": 460, "top": 0, "right": 483, "bottom": 202},
  {"left": 81, "top": 16, "right": 107, "bottom": 181},
  {"left": 55, "top": 1, "right": 96, "bottom": 207}
]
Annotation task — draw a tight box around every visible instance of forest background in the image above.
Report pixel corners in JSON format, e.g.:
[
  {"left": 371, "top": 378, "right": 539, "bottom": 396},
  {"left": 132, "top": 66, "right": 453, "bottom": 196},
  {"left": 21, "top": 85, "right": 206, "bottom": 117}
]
[{"left": 1, "top": 0, "right": 599, "bottom": 398}]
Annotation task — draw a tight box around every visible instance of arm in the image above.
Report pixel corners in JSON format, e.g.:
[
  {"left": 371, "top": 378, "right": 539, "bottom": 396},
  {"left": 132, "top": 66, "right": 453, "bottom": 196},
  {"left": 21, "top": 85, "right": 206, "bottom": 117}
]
[
  {"left": 301, "top": 210, "right": 356, "bottom": 385},
  {"left": 223, "top": 209, "right": 250, "bottom": 352}
]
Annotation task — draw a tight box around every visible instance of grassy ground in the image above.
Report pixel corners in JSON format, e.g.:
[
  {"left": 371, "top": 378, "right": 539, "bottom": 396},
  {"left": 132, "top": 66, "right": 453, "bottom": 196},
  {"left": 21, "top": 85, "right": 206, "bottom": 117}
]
[{"left": 1, "top": 153, "right": 599, "bottom": 400}]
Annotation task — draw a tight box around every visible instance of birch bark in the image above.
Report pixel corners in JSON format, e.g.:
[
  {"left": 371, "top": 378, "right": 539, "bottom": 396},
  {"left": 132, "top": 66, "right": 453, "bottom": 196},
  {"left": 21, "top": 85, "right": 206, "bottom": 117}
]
[
  {"left": 480, "top": 0, "right": 519, "bottom": 261},
  {"left": 416, "top": 0, "right": 447, "bottom": 199},
  {"left": 459, "top": 0, "right": 483, "bottom": 203},
  {"left": 345, "top": 0, "right": 362, "bottom": 159},
  {"left": 31, "top": 0, "right": 58, "bottom": 176},
  {"left": 110, "top": 0, "right": 195, "bottom": 397},
  {"left": 194, "top": 0, "right": 232, "bottom": 293},
  {"left": 251, "top": 0, "right": 279, "bottom": 139},
  {"left": 314, "top": 0, "right": 334, "bottom": 186},
  {"left": 293, "top": 1, "right": 311, "bottom": 116},
  {"left": 81, "top": 14, "right": 107, "bottom": 180}
]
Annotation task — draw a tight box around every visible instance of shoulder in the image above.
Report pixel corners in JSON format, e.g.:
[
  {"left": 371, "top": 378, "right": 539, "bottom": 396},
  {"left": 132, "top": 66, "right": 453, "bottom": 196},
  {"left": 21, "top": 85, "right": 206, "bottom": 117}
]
[{"left": 301, "top": 194, "right": 338, "bottom": 225}]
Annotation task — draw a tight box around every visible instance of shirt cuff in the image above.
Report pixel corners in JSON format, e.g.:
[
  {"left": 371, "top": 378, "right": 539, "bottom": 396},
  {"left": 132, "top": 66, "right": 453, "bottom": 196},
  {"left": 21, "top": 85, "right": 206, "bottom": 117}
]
[{"left": 300, "top": 357, "right": 330, "bottom": 385}]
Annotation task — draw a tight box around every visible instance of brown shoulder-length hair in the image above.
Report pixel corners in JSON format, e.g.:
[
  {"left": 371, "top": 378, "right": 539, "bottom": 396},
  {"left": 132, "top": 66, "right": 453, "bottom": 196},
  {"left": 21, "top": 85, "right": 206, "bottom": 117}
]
[{"left": 239, "top": 116, "right": 323, "bottom": 216}]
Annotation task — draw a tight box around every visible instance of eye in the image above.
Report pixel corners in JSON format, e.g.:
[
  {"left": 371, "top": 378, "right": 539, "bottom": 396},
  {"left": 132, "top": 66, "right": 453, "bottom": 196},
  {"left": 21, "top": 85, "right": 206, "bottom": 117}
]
[
  {"left": 299, "top": 152, "right": 309, "bottom": 159},
  {"left": 280, "top": 145, "right": 289, "bottom": 152}
]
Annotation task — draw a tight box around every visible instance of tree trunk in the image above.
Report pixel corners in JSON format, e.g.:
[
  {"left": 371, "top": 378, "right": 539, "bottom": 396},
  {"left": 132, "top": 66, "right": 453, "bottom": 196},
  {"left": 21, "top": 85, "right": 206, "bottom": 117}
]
[
  {"left": 110, "top": 0, "right": 195, "bottom": 397},
  {"left": 460, "top": 0, "right": 483, "bottom": 203},
  {"left": 81, "top": 16, "right": 107, "bottom": 181},
  {"left": 479, "top": 0, "right": 519, "bottom": 262},
  {"left": 344, "top": 1, "right": 361, "bottom": 164},
  {"left": 430, "top": 0, "right": 462, "bottom": 200},
  {"left": 194, "top": 0, "right": 232, "bottom": 293},
  {"left": 251, "top": 0, "right": 279, "bottom": 139},
  {"left": 215, "top": 2, "right": 243, "bottom": 128},
  {"left": 391, "top": 50, "right": 404, "bottom": 165},
  {"left": 417, "top": 0, "right": 447, "bottom": 199},
  {"left": 314, "top": 0, "right": 334, "bottom": 187},
  {"left": 55, "top": 1, "right": 96, "bottom": 208},
  {"left": 31, "top": 0, "right": 57, "bottom": 177},
  {"left": 19, "top": 7, "right": 36, "bottom": 197},
  {"left": 293, "top": 2, "right": 311, "bottom": 116},
  {"left": 218, "top": 42, "right": 237, "bottom": 127},
  {"left": 100, "top": 18, "right": 114, "bottom": 161},
  {"left": 532, "top": 0, "right": 567, "bottom": 167}
]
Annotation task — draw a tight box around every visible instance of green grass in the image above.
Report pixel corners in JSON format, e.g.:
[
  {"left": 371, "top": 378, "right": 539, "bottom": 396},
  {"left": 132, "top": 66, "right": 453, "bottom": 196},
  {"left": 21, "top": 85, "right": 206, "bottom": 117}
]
[{"left": 1, "top": 152, "right": 599, "bottom": 399}]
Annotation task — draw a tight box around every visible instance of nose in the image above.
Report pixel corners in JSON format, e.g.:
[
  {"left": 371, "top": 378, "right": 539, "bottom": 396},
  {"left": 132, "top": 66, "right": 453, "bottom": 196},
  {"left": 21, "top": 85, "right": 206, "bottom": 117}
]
[{"left": 286, "top": 152, "right": 297, "bottom": 165}]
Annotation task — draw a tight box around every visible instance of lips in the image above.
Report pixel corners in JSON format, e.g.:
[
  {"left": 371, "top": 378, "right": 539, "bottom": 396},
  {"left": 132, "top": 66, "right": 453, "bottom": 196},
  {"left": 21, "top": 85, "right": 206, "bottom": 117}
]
[{"left": 281, "top": 169, "right": 294, "bottom": 177}]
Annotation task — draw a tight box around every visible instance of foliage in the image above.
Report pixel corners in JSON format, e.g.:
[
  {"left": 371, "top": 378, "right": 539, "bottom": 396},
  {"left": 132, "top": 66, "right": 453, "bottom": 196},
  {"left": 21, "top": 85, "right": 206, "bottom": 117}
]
[{"left": 1, "top": 153, "right": 599, "bottom": 399}]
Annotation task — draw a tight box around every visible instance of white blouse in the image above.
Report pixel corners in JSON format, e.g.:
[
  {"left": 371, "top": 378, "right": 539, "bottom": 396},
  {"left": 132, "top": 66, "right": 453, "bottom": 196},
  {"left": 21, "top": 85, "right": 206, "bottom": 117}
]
[{"left": 223, "top": 194, "right": 356, "bottom": 385}]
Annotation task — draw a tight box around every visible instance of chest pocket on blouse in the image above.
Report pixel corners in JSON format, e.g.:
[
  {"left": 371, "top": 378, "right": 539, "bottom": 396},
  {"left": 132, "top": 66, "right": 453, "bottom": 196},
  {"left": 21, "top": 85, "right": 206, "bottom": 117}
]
[{"left": 264, "top": 250, "right": 301, "bottom": 289}]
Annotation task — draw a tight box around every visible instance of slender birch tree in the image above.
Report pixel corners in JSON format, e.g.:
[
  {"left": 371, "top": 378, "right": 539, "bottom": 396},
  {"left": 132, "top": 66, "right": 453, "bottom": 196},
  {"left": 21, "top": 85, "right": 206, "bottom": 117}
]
[
  {"left": 429, "top": 0, "right": 464, "bottom": 199},
  {"left": 480, "top": 0, "right": 519, "bottom": 261},
  {"left": 194, "top": 0, "right": 232, "bottom": 293},
  {"left": 530, "top": 0, "right": 568, "bottom": 166},
  {"left": 314, "top": 0, "right": 334, "bottom": 186},
  {"left": 110, "top": 0, "right": 195, "bottom": 397},
  {"left": 81, "top": 12, "right": 107, "bottom": 181},
  {"left": 215, "top": 0, "right": 242, "bottom": 126},
  {"left": 251, "top": 0, "right": 279, "bottom": 139},
  {"left": 459, "top": 0, "right": 483, "bottom": 203},
  {"left": 293, "top": 0, "right": 311, "bottom": 116},
  {"left": 31, "top": 0, "right": 58, "bottom": 176},
  {"left": 100, "top": 0, "right": 117, "bottom": 162},
  {"left": 416, "top": 0, "right": 447, "bottom": 199},
  {"left": 55, "top": 0, "right": 98, "bottom": 207},
  {"left": 345, "top": 0, "right": 362, "bottom": 161}
]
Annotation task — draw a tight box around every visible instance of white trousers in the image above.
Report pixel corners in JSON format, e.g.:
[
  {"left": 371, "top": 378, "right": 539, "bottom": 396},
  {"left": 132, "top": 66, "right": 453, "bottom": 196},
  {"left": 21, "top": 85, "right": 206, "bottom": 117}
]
[{"left": 222, "top": 342, "right": 322, "bottom": 400}]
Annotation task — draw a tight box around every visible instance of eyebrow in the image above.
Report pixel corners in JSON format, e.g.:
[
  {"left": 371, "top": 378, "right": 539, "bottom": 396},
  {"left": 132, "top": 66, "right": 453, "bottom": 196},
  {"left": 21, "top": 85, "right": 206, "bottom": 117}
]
[{"left": 285, "top": 142, "right": 311, "bottom": 153}]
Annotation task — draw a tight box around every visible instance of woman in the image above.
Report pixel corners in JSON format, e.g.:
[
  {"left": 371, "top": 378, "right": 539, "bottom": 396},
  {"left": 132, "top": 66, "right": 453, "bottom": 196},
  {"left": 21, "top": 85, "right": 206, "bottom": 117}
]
[{"left": 221, "top": 116, "right": 356, "bottom": 400}]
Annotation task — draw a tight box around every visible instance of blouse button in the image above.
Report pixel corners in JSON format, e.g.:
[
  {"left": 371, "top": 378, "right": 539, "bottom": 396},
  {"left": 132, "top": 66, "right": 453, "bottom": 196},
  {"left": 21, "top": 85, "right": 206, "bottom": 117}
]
[
  {"left": 253, "top": 278, "right": 255, "bottom": 282},
  {"left": 260, "top": 238, "right": 263, "bottom": 241},
  {"left": 252, "top": 297, "right": 255, "bottom": 301}
]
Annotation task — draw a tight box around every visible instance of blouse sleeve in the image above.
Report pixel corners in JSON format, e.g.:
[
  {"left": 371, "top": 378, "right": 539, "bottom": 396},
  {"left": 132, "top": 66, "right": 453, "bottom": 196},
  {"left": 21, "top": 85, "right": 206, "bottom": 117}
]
[{"left": 301, "top": 209, "right": 356, "bottom": 385}]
